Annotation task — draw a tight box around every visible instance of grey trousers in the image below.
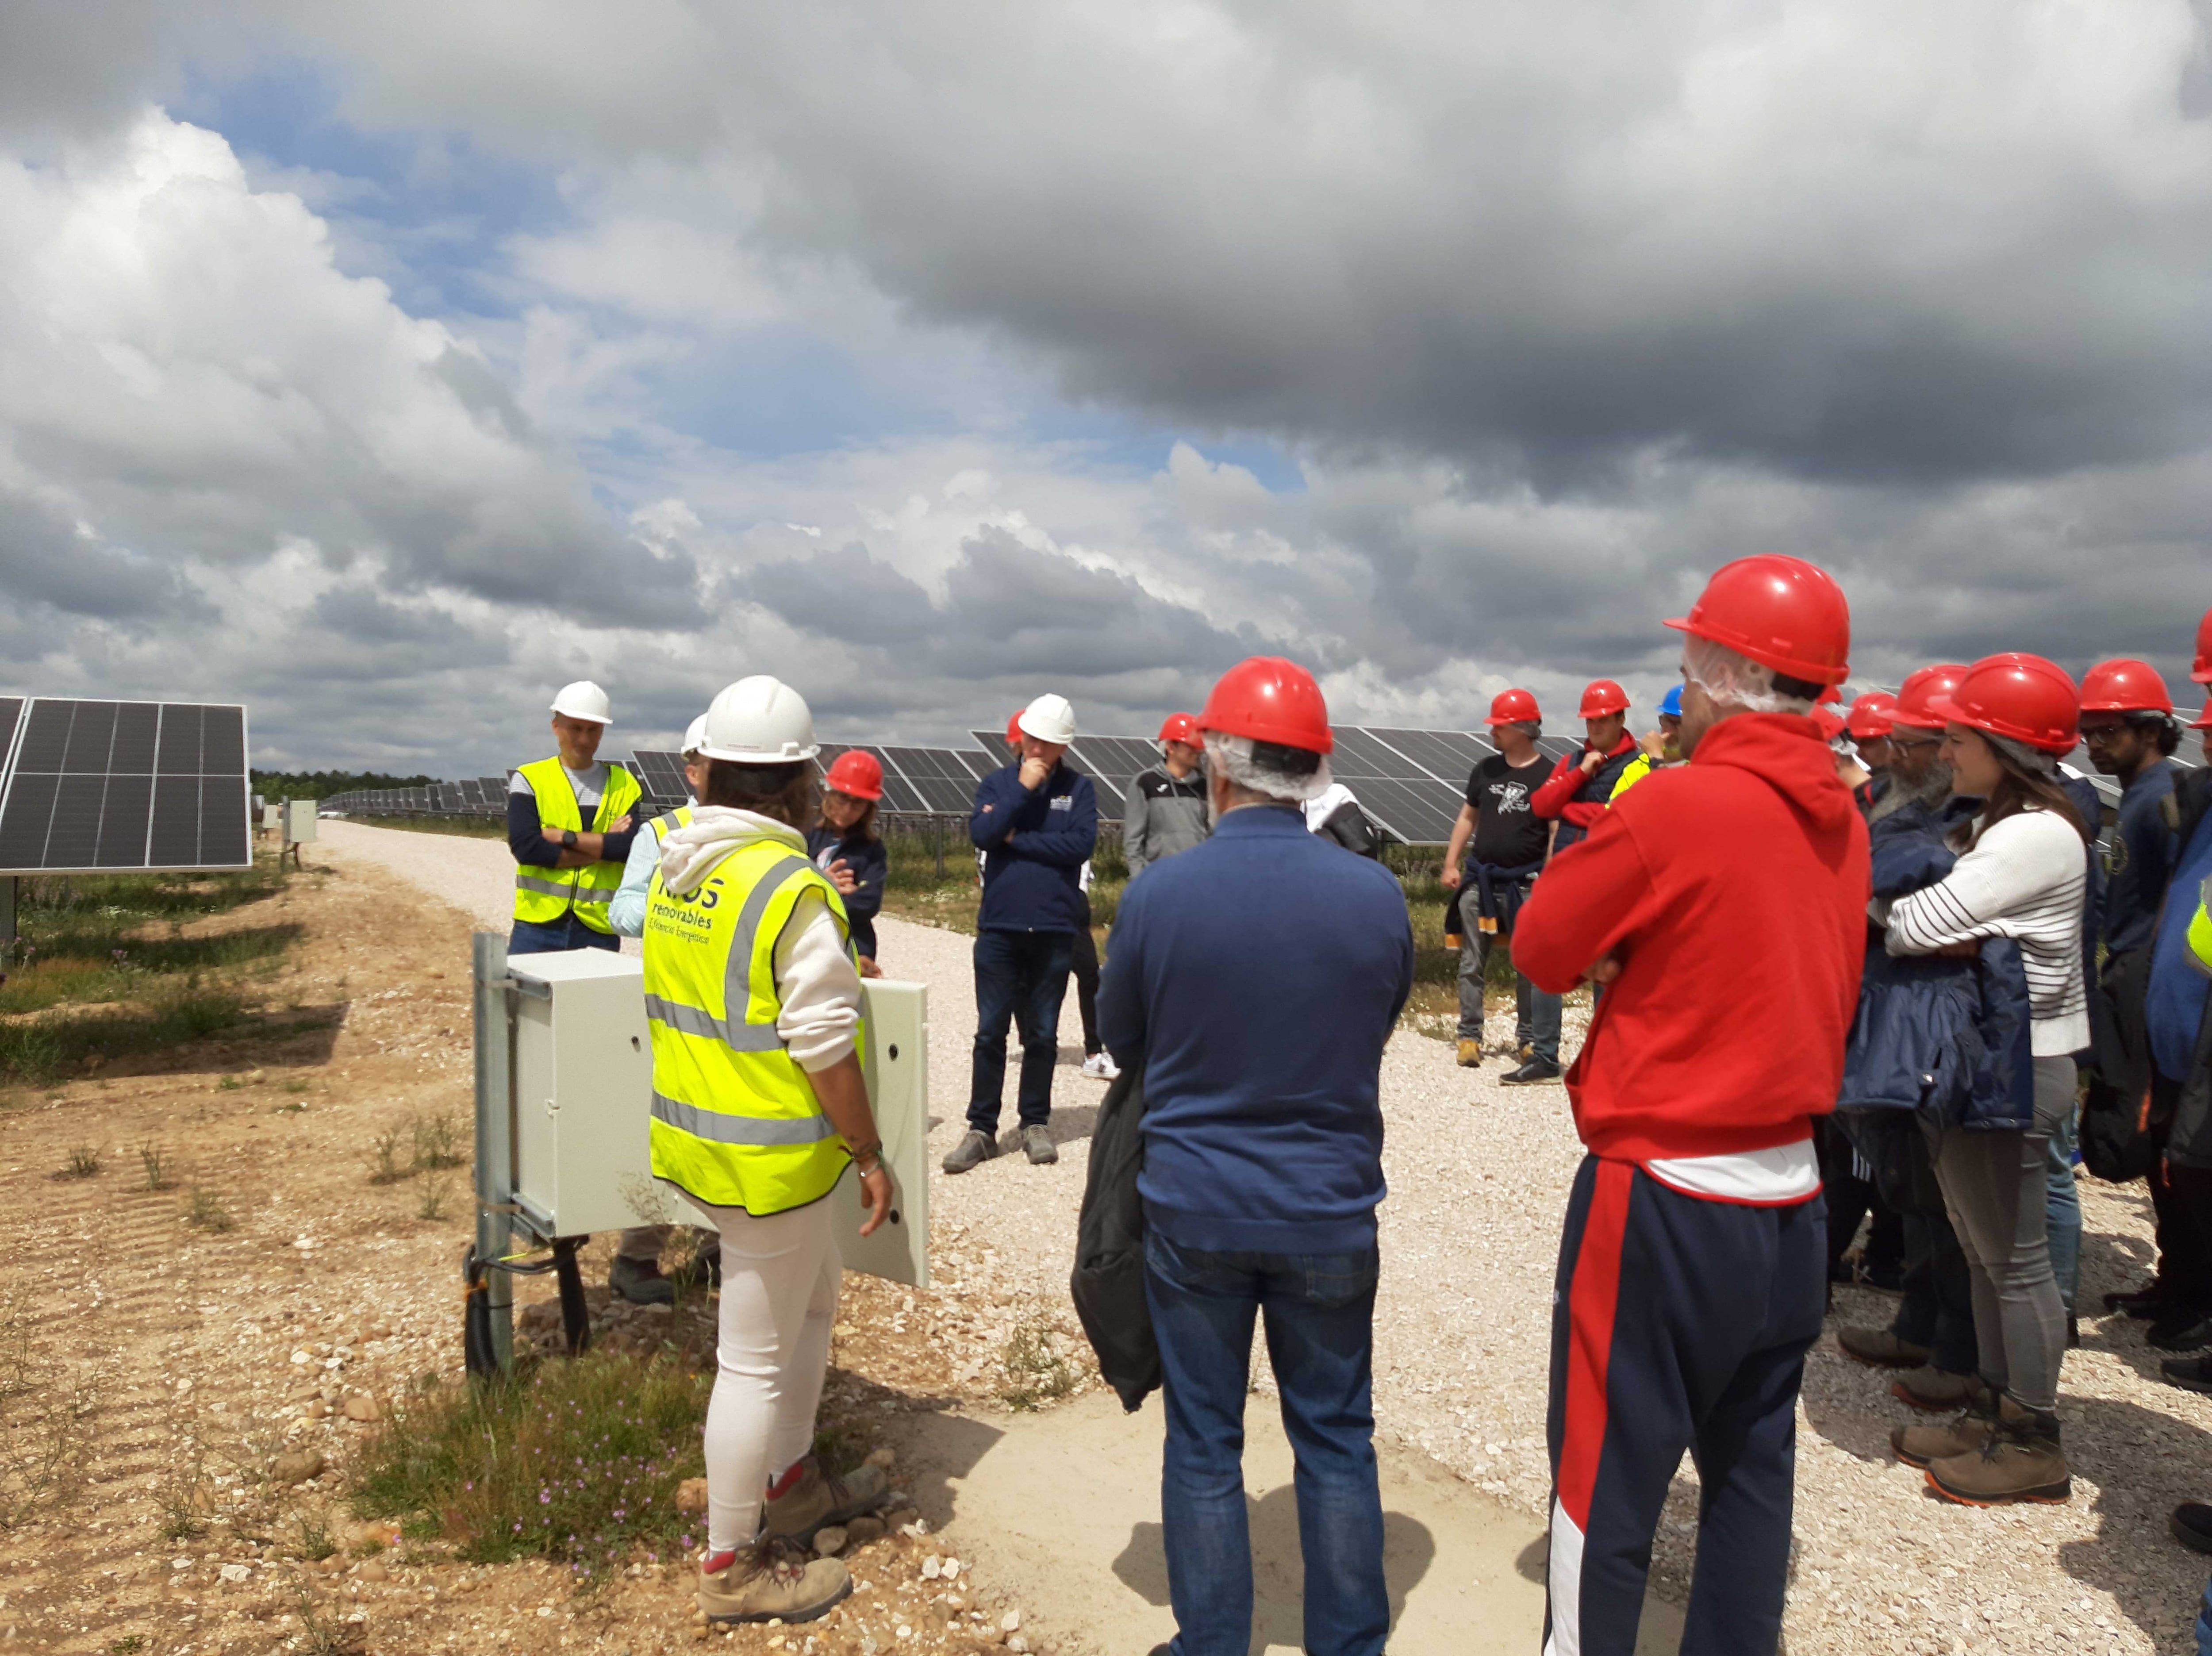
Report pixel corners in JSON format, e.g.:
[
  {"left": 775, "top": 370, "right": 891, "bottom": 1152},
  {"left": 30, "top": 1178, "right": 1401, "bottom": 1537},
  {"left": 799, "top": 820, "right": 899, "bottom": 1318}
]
[{"left": 1931, "top": 1056, "right": 2077, "bottom": 1414}]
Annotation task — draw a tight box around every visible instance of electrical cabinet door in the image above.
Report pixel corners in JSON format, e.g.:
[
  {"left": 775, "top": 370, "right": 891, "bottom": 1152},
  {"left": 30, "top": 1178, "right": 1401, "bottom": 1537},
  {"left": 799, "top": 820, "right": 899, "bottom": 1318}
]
[{"left": 830, "top": 979, "right": 930, "bottom": 1288}]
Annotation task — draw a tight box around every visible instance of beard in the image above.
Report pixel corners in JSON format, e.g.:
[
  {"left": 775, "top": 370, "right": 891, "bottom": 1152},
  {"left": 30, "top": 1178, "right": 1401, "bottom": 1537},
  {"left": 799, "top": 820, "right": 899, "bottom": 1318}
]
[{"left": 1870, "top": 760, "right": 1954, "bottom": 822}]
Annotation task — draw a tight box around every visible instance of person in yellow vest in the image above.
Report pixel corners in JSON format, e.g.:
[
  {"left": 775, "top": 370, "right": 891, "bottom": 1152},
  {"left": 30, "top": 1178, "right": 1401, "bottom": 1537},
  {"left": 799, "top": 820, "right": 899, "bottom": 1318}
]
[
  {"left": 643, "top": 675, "right": 894, "bottom": 1626},
  {"left": 506, "top": 680, "right": 643, "bottom": 952}
]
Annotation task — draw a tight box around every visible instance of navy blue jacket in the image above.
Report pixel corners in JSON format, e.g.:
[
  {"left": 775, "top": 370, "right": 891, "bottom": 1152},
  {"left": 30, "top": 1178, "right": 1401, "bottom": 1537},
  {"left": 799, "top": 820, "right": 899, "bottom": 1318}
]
[
  {"left": 806, "top": 827, "right": 887, "bottom": 963},
  {"left": 969, "top": 761, "right": 1098, "bottom": 934},
  {"left": 2105, "top": 759, "right": 2180, "bottom": 958},
  {"left": 1098, "top": 804, "right": 1413, "bottom": 1255},
  {"left": 1838, "top": 798, "right": 2034, "bottom": 1133}
]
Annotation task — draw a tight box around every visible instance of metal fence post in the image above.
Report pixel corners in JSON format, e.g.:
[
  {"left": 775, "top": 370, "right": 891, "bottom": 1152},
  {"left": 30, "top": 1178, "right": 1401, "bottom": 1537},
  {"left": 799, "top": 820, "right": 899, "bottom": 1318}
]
[{"left": 470, "top": 931, "right": 515, "bottom": 1376}]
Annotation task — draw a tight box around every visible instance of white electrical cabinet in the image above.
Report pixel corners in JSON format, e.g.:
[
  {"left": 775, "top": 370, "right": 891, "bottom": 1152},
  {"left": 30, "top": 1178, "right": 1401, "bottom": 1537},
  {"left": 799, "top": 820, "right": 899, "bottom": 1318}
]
[
  {"left": 284, "top": 799, "right": 319, "bottom": 843},
  {"left": 506, "top": 950, "right": 656, "bottom": 1241},
  {"left": 499, "top": 951, "right": 929, "bottom": 1287},
  {"left": 262, "top": 805, "right": 281, "bottom": 833}
]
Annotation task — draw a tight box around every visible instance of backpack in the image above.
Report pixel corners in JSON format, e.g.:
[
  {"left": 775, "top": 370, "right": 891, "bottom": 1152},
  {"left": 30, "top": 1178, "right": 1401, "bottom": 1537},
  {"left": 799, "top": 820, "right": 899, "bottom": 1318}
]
[{"left": 1069, "top": 1068, "right": 1160, "bottom": 1412}]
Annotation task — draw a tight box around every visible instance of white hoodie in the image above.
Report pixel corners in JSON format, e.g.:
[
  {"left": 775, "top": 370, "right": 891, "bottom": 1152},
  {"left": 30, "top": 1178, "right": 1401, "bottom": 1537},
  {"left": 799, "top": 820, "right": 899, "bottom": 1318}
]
[{"left": 656, "top": 807, "right": 864, "bottom": 1072}]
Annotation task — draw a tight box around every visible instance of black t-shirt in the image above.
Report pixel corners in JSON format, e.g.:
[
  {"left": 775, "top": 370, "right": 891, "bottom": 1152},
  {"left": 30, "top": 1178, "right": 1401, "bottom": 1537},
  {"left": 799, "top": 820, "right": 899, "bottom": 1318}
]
[{"left": 1464, "top": 754, "right": 1551, "bottom": 868}]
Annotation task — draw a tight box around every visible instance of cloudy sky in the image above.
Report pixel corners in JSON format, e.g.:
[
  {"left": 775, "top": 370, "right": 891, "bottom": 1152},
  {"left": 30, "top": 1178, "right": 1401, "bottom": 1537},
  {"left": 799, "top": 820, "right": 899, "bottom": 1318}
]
[{"left": 0, "top": 2, "right": 2207, "bottom": 773}]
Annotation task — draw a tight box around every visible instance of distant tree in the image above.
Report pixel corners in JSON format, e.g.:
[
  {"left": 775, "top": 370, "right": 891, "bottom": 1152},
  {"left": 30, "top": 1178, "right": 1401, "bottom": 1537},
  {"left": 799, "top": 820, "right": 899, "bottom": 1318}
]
[{"left": 250, "top": 770, "right": 441, "bottom": 800}]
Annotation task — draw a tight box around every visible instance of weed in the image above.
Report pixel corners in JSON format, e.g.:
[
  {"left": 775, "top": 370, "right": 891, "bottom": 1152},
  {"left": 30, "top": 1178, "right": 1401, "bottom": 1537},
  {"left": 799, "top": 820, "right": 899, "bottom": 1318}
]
[
  {"left": 0, "top": 1278, "right": 97, "bottom": 1527},
  {"left": 410, "top": 1111, "right": 464, "bottom": 1171},
  {"left": 287, "top": 1572, "right": 365, "bottom": 1656},
  {"left": 186, "top": 1186, "right": 234, "bottom": 1233},
  {"left": 368, "top": 1128, "right": 407, "bottom": 1186},
  {"left": 61, "top": 1144, "right": 101, "bottom": 1179},
  {"left": 108, "top": 1638, "right": 145, "bottom": 1655},
  {"left": 273, "top": 1101, "right": 306, "bottom": 1114},
  {"left": 999, "top": 1318, "right": 1079, "bottom": 1413},
  {"left": 138, "top": 1141, "right": 175, "bottom": 1191},
  {"left": 154, "top": 1448, "right": 211, "bottom": 1542},
  {"left": 283, "top": 1077, "right": 312, "bottom": 1095},
  {"left": 415, "top": 1178, "right": 449, "bottom": 1222},
  {"left": 296, "top": 1509, "right": 338, "bottom": 1562},
  {"left": 352, "top": 1350, "right": 708, "bottom": 1587},
  {"left": 217, "top": 1075, "right": 244, "bottom": 1091}
]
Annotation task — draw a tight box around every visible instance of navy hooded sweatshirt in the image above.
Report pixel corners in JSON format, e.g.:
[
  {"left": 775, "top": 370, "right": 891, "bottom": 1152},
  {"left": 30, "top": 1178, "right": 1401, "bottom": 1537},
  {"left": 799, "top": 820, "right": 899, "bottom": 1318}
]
[{"left": 969, "top": 761, "right": 1098, "bottom": 933}]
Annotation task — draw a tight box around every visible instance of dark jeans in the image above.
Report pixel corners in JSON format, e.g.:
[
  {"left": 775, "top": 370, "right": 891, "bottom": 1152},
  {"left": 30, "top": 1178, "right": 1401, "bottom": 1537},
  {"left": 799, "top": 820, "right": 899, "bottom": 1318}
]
[
  {"left": 967, "top": 929, "right": 1075, "bottom": 1133},
  {"left": 508, "top": 915, "right": 619, "bottom": 955},
  {"left": 1144, "top": 1229, "right": 1387, "bottom": 1656},
  {"left": 1071, "top": 895, "right": 1102, "bottom": 1056},
  {"left": 1893, "top": 1209, "right": 1979, "bottom": 1375}
]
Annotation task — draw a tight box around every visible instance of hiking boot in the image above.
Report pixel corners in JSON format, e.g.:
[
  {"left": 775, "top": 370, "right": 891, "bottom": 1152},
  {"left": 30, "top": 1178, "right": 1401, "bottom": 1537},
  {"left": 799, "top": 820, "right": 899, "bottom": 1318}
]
[
  {"left": 1457, "top": 1039, "right": 1483, "bottom": 1068},
  {"left": 1023, "top": 1124, "right": 1059, "bottom": 1165},
  {"left": 2172, "top": 1502, "right": 2212, "bottom": 1556},
  {"left": 1893, "top": 1367, "right": 1981, "bottom": 1413},
  {"left": 1500, "top": 1057, "right": 1562, "bottom": 1087},
  {"left": 608, "top": 1253, "right": 676, "bottom": 1306},
  {"left": 1891, "top": 1388, "right": 2001, "bottom": 1468},
  {"left": 1837, "top": 1326, "right": 1930, "bottom": 1369},
  {"left": 1926, "top": 1408, "right": 2070, "bottom": 1506},
  {"left": 942, "top": 1130, "right": 998, "bottom": 1176},
  {"left": 2162, "top": 1355, "right": 2212, "bottom": 1396},
  {"left": 763, "top": 1455, "right": 891, "bottom": 1545},
  {"left": 2149, "top": 1313, "right": 2212, "bottom": 1352},
  {"left": 697, "top": 1537, "right": 852, "bottom": 1624}
]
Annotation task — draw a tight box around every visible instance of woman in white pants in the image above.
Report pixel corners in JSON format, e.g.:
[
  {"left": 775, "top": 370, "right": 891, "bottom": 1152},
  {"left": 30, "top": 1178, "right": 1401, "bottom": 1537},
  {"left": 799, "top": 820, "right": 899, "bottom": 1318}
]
[
  {"left": 641, "top": 676, "right": 895, "bottom": 1624},
  {"left": 1882, "top": 653, "right": 2089, "bottom": 1506}
]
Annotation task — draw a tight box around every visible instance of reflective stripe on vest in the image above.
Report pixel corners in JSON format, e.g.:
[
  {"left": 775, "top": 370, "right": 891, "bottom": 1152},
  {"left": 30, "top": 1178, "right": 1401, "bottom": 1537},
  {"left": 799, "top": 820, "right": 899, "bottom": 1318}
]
[
  {"left": 511, "top": 757, "right": 642, "bottom": 933},
  {"left": 641, "top": 838, "right": 859, "bottom": 1214},
  {"left": 2189, "top": 874, "right": 2212, "bottom": 979}
]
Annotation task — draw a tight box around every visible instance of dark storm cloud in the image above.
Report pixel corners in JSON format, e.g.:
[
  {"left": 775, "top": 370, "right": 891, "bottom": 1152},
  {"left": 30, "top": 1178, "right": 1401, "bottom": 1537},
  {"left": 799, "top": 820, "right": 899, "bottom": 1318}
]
[{"left": 0, "top": 489, "right": 208, "bottom": 621}]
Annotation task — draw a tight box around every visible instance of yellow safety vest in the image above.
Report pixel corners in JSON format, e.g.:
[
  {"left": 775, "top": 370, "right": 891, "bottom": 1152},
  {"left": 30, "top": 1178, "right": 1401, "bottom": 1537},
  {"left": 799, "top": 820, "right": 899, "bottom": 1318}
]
[
  {"left": 511, "top": 757, "right": 643, "bottom": 932},
  {"left": 2188, "top": 874, "right": 2212, "bottom": 979},
  {"left": 641, "top": 836, "right": 861, "bottom": 1214},
  {"left": 1607, "top": 753, "right": 1657, "bottom": 803},
  {"left": 643, "top": 804, "right": 695, "bottom": 851}
]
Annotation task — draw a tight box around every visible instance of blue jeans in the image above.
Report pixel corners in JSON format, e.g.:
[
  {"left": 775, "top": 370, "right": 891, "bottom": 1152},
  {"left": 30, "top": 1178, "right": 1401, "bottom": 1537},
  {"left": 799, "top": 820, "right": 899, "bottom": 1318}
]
[
  {"left": 2198, "top": 1569, "right": 2212, "bottom": 1656},
  {"left": 967, "top": 929, "right": 1074, "bottom": 1133},
  {"left": 508, "top": 915, "right": 620, "bottom": 955},
  {"left": 2046, "top": 1105, "right": 2082, "bottom": 1316},
  {"left": 1144, "top": 1229, "right": 1388, "bottom": 1656}
]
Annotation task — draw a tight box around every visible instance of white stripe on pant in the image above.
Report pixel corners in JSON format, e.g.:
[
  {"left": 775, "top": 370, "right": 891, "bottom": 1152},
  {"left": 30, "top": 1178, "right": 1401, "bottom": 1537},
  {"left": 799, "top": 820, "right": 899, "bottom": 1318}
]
[{"left": 684, "top": 1194, "right": 841, "bottom": 1552}]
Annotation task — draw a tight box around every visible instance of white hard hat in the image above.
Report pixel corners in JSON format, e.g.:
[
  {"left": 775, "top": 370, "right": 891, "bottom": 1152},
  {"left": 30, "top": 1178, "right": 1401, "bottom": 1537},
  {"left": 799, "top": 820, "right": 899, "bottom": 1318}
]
[
  {"left": 1017, "top": 692, "right": 1078, "bottom": 745},
  {"left": 698, "top": 676, "right": 819, "bottom": 764},
  {"left": 550, "top": 680, "right": 613, "bottom": 725},
  {"left": 680, "top": 714, "right": 709, "bottom": 757}
]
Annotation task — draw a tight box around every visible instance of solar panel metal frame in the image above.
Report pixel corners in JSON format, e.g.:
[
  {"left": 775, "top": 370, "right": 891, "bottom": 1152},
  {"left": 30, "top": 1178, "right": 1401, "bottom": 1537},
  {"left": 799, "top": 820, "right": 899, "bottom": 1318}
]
[{"left": 0, "top": 696, "right": 253, "bottom": 876}]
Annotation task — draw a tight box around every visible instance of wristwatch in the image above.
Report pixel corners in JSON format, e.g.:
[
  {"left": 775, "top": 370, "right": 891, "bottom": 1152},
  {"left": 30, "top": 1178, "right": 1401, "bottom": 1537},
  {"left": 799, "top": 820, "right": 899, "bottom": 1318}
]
[{"left": 560, "top": 828, "right": 579, "bottom": 849}]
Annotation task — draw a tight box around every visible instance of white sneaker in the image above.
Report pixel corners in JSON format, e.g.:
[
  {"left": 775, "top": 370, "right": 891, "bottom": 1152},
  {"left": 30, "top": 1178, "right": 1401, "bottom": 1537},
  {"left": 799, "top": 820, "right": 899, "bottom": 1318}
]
[{"left": 1080, "top": 1052, "right": 1120, "bottom": 1080}]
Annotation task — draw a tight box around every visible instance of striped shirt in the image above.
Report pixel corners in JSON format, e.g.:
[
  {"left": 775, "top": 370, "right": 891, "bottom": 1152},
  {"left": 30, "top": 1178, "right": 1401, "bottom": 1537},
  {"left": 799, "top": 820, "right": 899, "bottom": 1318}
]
[{"left": 1884, "top": 807, "right": 2089, "bottom": 1056}]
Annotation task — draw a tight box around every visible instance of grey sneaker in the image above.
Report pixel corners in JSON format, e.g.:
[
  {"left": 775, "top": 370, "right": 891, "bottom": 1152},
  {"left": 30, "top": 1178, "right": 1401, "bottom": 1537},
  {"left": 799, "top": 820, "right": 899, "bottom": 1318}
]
[
  {"left": 941, "top": 1130, "right": 998, "bottom": 1175},
  {"left": 1023, "top": 1125, "right": 1059, "bottom": 1165}
]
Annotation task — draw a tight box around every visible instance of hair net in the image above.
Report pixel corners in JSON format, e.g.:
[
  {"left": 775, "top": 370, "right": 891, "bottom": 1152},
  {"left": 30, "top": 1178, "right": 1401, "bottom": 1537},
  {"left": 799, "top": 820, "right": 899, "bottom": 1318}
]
[
  {"left": 1680, "top": 636, "right": 1817, "bottom": 717},
  {"left": 1205, "top": 731, "right": 1334, "bottom": 804},
  {"left": 1983, "top": 729, "right": 2060, "bottom": 778}
]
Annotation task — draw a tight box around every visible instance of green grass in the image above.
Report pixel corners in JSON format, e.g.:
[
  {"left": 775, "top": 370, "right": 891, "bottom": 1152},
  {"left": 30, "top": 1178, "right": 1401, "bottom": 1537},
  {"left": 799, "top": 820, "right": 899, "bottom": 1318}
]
[
  {"left": 338, "top": 814, "right": 507, "bottom": 839},
  {"left": 351, "top": 1355, "right": 710, "bottom": 1587}
]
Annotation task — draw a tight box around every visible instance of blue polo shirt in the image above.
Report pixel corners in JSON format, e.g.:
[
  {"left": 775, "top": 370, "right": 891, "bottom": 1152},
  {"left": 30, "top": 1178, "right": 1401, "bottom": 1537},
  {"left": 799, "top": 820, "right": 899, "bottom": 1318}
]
[
  {"left": 1098, "top": 803, "right": 1414, "bottom": 1255},
  {"left": 2106, "top": 759, "right": 2180, "bottom": 957}
]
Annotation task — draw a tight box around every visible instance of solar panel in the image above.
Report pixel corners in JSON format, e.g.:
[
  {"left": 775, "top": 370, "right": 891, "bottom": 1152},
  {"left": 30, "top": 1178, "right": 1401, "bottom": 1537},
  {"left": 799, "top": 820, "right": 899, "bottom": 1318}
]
[
  {"left": 626, "top": 749, "right": 691, "bottom": 808},
  {"left": 0, "top": 698, "right": 251, "bottom": 875},
  {"left": 1361, "top": 727, "right": 1496, "bottom": 786},
  {"left": 883, "top": 747, "right": 987, "bottom": 815},
  {"left": 1064, "top": 737, "right": 1160, "bottom": 819}
]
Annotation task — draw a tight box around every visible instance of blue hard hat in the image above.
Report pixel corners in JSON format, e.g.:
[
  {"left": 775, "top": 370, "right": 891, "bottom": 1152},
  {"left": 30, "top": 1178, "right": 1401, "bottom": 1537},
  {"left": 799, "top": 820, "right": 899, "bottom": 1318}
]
[{"left": 1659, "top": 684, "right": 1684, "bottom": 718}]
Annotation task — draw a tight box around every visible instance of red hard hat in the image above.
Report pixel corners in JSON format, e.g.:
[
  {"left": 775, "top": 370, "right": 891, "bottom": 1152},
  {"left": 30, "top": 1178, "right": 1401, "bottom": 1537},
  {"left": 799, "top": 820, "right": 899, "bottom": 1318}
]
[
  {"left": 2192, "top": 704, "right": 2212, "bottom": 730},
  {"left": 1197, "top": 657, "right": 1333, "bottom": 753},
  {"left": 823, "top": 749, "right": 885, "bottom": 801},
  {"left": 1664, "top": 554, "right": 1852, "bottom": 685},
  {"left": 1006, "top": 711, "right": 1024, "bottom": 745},
  {"left": 2078, "top": 657, "right": 2174, "bottom": 715},
  {"left": 2196, "top": 606, "right": 2212, "bottom": 684},
  {"left": 1486, "top": 688, "right": 1540, "bottom": 726},
  {"left": 1928, "top": 653, "right": 2080, "bottom": 756},
  {"left": 1578, "top": 680, "right": 1630, "bottom": 719},
  {"left": 1158, "top": 712, "right": 1202, "bottom": 747},
  {"left": 1845, "top": 692, "right": 1896, "bottom": 739},
  {"left": 1892, "top": 663, "right": 1971, "bottom": 732}
]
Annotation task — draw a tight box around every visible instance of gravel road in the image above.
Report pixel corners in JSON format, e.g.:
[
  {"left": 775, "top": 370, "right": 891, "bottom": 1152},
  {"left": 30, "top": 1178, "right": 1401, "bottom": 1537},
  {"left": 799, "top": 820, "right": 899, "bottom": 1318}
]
[{"left": 323, "top": 818, "right": 2212, "bottom": 1653}]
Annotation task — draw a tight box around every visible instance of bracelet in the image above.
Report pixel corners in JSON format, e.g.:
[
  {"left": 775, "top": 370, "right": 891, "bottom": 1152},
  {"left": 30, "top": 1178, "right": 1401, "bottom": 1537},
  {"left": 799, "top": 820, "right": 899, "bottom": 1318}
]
[{"left": 854, "top": 1156, "right": 887, "bottom": 1179}]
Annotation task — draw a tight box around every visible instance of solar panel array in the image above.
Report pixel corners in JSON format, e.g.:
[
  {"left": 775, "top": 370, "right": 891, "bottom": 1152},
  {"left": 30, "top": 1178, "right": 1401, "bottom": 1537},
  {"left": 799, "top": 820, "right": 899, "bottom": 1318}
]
[{"left": 0, "top": 698, "right": 253, "bottom": 875}]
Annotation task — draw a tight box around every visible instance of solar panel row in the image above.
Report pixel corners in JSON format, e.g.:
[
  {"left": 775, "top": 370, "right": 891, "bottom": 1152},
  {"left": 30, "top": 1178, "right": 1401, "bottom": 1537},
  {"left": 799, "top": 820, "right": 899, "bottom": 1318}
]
[{"left": 0, "top": 698, "right": 253, "bottom": 875}]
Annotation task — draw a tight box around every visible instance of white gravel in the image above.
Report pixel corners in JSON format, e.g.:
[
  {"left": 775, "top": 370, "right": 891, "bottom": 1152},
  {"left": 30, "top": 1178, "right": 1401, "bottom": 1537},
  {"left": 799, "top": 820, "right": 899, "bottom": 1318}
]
[{"left": 324, "top": 819, "right": 2212, "bottom": 1652}]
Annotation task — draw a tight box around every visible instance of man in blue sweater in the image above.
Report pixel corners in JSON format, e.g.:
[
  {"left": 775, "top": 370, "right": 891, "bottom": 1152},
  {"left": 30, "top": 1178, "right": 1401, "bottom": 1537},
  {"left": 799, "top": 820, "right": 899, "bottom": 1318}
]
[
  {"left": 1099, "top": 657, "right": 1413, "bottom": 1656},
  {"left": 944, "top": 692, "right": 1099, "bottom": 1174}
]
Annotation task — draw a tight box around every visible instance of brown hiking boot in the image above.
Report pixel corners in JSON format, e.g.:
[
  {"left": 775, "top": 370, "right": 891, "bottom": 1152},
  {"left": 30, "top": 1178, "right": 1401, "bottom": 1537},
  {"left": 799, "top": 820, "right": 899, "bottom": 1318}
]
[
  {"left": 697, "top": 1537, "right": 852, "bottom": 1624},
  {"left": 1891, "top": 1388, "right": 2004, "bottom": 1469},
  {"left": 1892, "top": 1366, "right": 1982, "bottom": 1413},
  {"left": 1837, "top": 1325, "right": 1931, "bottom": 1369},
  {"left": 762, "top": 1455, "right": 890, "bottom": 1545},
  {"left": 1926, "top": 1410, "right": 2070, "bottom": 1506},
  {"left": 1456, "top": 1039, "right": 1483, "bottom": 1068}
]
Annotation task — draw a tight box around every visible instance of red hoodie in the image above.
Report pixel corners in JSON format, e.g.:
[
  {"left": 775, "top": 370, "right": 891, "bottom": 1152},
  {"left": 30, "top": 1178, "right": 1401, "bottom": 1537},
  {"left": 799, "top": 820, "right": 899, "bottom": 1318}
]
[{"left": 1513, "top": 714, "right": 1871, "bottom": 1164}]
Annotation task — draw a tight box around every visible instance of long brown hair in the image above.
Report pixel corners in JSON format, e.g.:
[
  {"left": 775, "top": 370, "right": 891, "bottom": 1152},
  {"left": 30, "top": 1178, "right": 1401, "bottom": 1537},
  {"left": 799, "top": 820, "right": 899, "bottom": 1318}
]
[
  {"left": 1960, "top": 739, "right": 2089, "bottom": 850},
  {"left": 702, "top": 759, "right": 820, "bottom": 829}
]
